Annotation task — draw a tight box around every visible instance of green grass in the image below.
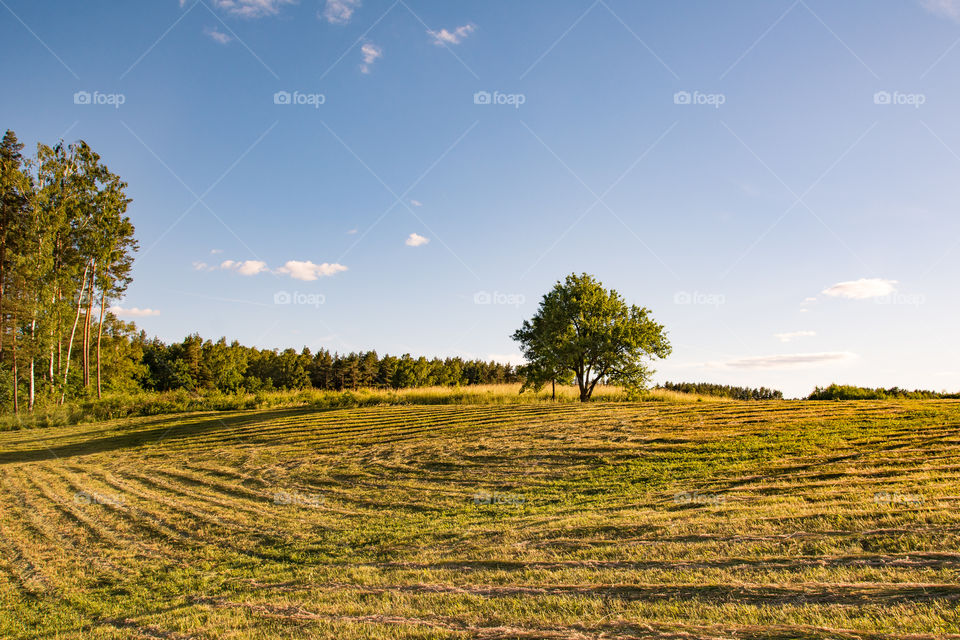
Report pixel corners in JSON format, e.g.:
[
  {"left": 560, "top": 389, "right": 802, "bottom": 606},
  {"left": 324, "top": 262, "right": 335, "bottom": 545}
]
[
  {"left": 1, "top": 399, "right": 959, "bottom": 638},
  {"left": 0, "top": 383, "right": 715, "bottom": 431}
]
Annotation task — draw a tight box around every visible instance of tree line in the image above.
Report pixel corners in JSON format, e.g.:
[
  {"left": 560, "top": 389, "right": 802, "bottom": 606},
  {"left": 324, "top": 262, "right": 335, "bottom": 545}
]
[
  {"left": 0, "top": 130, "right": 136, "bottom": 413},
  {"left": 807, "top": 384, "right": 959, "bottom": 401},
  {"left": 139, "top": 335, "right": 519, "bottom": 393},
  {"left": 658, "top": 381, "right": 783, "bottom": 400}
]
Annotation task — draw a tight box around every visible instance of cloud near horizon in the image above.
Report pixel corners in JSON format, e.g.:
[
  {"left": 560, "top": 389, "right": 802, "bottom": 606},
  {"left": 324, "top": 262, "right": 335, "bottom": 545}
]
[
  {"left": 712, "top": 352, "right": 857, "bottom": 370},
  {"left": 109, "top": 306, "right": 161, "bottom": 318},
  {"left": 822, "top": 278, "right": 897, "bottom": 300}
]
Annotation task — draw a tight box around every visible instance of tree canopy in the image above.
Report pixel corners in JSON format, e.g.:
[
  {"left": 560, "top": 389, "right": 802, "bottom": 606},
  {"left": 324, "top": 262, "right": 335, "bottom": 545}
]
[{"left": 513, "top": 273, "right": 671, "bottom": 402}]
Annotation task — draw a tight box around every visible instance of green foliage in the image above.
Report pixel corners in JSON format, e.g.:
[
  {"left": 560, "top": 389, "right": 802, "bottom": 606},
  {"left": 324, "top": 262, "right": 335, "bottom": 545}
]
[
  {"left": 808, "top": 383, "right": 959, "bottom": 400},
  {"left": 513, "top": 273, "right": 671, "bottom": 401},
  {"left": 659, "top": 381, "right": 783, "bottom": 400}
]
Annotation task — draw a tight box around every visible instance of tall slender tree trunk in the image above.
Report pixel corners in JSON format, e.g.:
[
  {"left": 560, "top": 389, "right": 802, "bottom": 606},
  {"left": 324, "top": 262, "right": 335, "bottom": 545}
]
[
  {"left": 11, "top": 311, "right": 18, "bottom": 415},
  {"left": 56, "top": 285, "right": 62, "bottom": 378},
  {"left": 96, "top": 287, "right": 106, "bottom": 399},
  {"left": 0, "top": 238, "right": 6, "bottom": 362},
  {"left": 82, "top": 267, "right": 94, "bottom": 388},
  {"left": 61, "top": 262, "right": 89, "bottom": 404},
  {"left": 28, "top": 315, "right": 36, "bottom": 412}
]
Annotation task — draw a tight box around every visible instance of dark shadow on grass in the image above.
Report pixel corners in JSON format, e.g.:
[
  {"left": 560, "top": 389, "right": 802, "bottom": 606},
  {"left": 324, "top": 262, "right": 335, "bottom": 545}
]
[{"left": 0, "top": 407, "right": 324, "bottom": 465}]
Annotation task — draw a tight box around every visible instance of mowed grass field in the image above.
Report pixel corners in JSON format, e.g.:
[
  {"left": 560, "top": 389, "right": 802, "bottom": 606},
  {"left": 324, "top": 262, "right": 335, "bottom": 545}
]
[{"left": 2, "top": 399, "right": 960, "bottom": 639}]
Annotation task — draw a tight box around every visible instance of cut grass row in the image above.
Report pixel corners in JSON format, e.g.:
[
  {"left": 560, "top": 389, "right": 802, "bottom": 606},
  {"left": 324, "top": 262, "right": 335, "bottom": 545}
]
[{"left": 0, "top": 400, "right": 959, "bottom": 638}]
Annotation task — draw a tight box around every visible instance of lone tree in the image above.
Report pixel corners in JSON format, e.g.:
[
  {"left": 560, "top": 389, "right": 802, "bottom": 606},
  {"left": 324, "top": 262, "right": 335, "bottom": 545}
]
[{"left": 512, "top": 273, "right": 671, "bottom": 402}]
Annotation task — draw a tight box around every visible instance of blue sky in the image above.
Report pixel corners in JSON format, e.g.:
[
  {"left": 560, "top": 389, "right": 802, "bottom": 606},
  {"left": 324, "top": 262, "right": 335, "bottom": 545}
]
[{"left": 2, "top": 0, "right": 960, "bottom": 397}]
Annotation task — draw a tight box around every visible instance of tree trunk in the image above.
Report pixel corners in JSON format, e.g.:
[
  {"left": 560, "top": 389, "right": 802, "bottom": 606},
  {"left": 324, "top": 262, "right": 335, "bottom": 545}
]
[
  {"left": 61, "top": 262, "right": 89, "bottom": 404},
  {"left": 28, "top": 313, "right": 36, "bottom": 412},
  {"left": 11, "top": 311, "right": 18, "bottom": 415},
  {"left": 96, "top": 287, "right": 106, "bottom": 399},
  {"left": 551, "top": 378, "right": 555, "bottom": 401},
  {"left": 82, "top": 267, "right": 95, "bottom": 388}
]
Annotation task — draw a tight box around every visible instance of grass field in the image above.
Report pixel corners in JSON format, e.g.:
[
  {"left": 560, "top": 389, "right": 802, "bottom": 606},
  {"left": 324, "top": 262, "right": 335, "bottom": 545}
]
[{"left": 2, "top": 398, "right": 960, "bottom": 638}]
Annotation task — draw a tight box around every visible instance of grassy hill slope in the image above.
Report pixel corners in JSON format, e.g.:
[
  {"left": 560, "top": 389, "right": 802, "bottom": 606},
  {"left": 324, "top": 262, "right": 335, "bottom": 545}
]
[{"left": 1, "top": 400, "right": 959, "bottom": 638}]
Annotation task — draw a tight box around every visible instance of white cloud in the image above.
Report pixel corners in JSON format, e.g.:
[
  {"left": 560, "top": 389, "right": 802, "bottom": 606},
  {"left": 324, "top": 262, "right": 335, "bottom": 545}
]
[
  {"left": 405, "top": 232, "right": 429, "bottom": 247},
  {"left": 711, "top": 352, "right": 857, "bottom": 370},
  {"left": 110, "top": 306, "right": 160, "bottom": 318},
  {"left": 221, "top": 259, "right": 268, "bottom": 276},
  {"left": 204, "top": 26, "right": 232, "bottom": 44},
  {"left": 346, "top": 228, "right": 358, "bottom": 235},
  {"left": 410, "top": 199, "right": 423, "bottom": 207},
  {"left": 323, "top": 0, "right": 360, "bottom": 23},
  {"left": 210, "top": 248, "right": 223, "bottom": 254},
  {"left": 275, "top": 260, "right": 348, "bottom": 281},
  {"left": 207, "top": 258, "right": 347, "bottom": 280},
  {"left": 921, "top": 0, "right": 960, "bottom": 21},
  {"left": 209, "top": 0, "right": 295, "bottom": 18},
  {"left": 488, "top": 353, "right": 526, "bottom": 367},
  {"left": 360, "top": 42, "right": 382, "bottom": 73},
  {"left": 774, "top": 330, "right": 816, "bottom": 343},
  {"left": 428, "top": 24, "right": 476, "bottom": 46},
  {"left": 822, "top": 278, "right": 897, "bottom": 300},
  {"left": 803, "top": 297, "right": 817, "bottom": 303}
]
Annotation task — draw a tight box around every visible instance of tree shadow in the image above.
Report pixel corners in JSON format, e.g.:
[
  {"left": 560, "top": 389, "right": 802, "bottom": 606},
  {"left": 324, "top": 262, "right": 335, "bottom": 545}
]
[{"left": 0, "top": 407, "right": 321, "bottom": 466}]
